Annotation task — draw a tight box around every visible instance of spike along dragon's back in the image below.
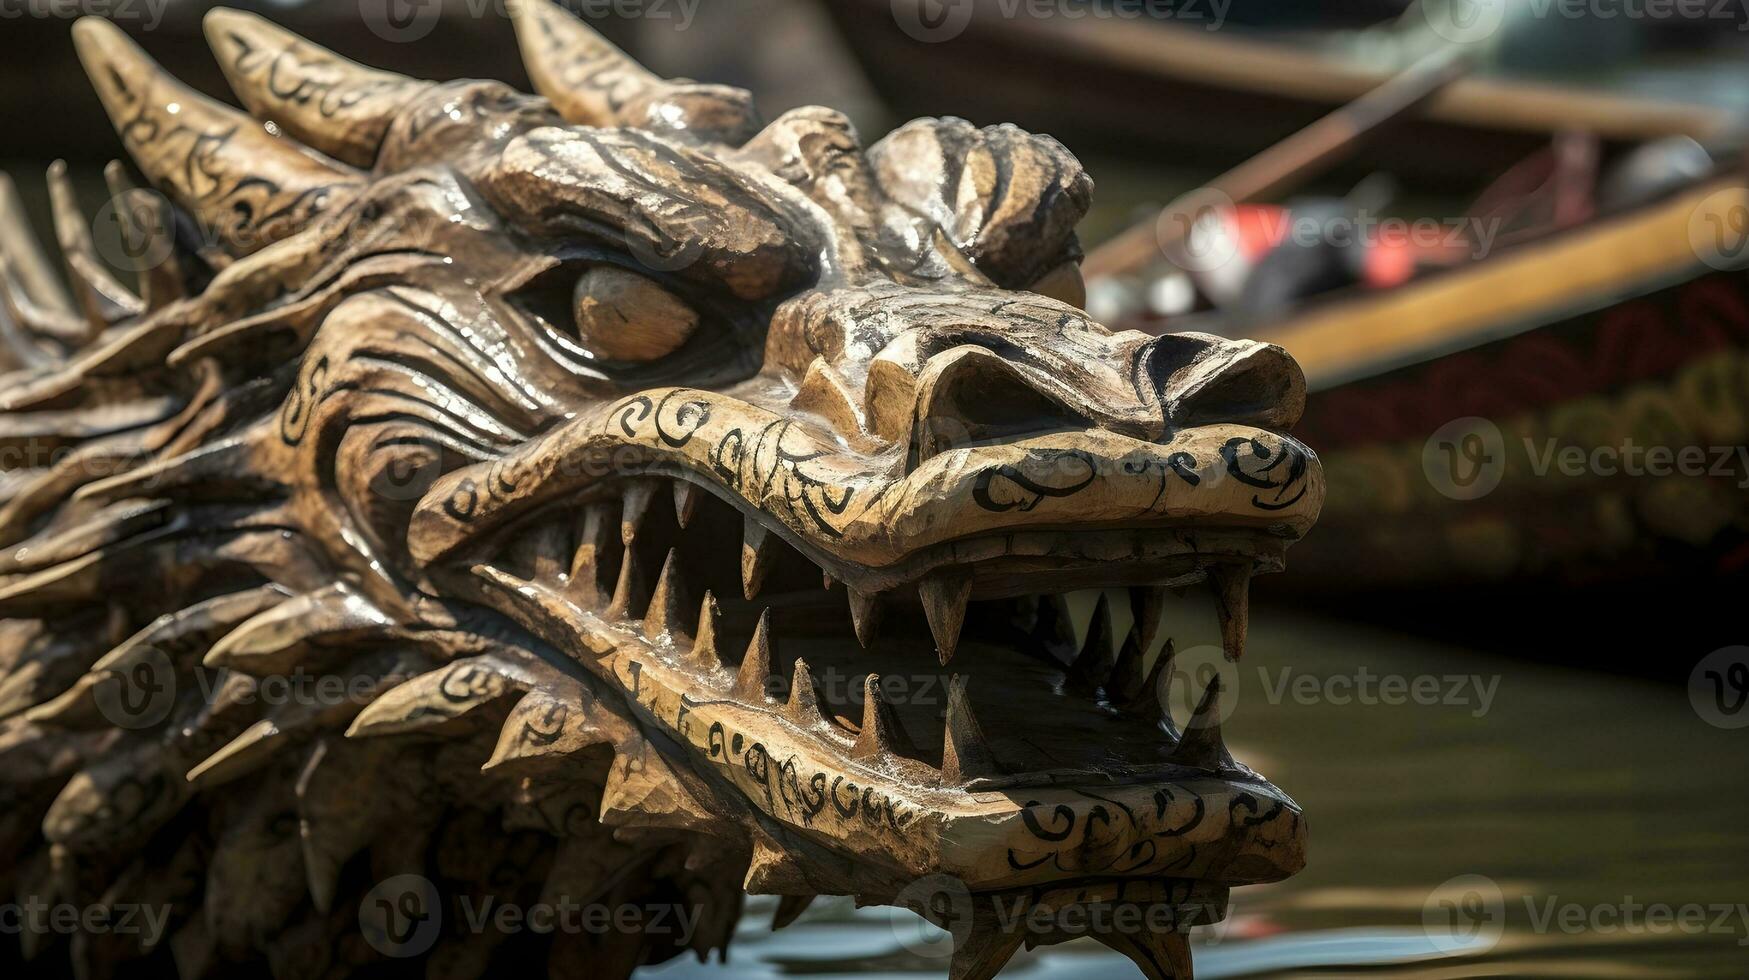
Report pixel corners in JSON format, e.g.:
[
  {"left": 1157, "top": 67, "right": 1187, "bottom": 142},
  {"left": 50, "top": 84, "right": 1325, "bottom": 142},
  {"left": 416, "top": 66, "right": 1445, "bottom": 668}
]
[{"left": 0, "top": 5, "right": 1323, "bottom": 978}]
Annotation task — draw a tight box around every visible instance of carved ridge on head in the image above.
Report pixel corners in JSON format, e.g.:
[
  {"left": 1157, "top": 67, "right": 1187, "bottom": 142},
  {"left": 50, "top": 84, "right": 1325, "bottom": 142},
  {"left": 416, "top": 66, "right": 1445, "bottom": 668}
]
[{"left": 0, "top": 4, "right": 1321, "bottom": 978}]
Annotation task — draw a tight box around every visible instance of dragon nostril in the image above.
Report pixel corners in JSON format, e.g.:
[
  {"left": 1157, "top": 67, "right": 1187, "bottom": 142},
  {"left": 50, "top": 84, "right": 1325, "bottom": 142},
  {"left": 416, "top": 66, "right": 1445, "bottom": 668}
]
[
  {"left": 1147, "top": 333, "right": 1307, "bottom": 431},
  {"left": 908, "top": 346, "right": 1088, "bottom": 467}
]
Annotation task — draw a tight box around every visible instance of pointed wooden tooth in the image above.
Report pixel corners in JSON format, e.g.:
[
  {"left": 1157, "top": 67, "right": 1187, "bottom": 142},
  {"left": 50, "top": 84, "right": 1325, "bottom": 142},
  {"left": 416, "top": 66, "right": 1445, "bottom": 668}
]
[
  {"left": 741, "top": 515, "right": 776, "bottom": 600},
  {"left": 1211, "top": 564, "right": 1250, "bottom": 662},
  {"left": 672, "top": 480, "right": 702, "bottom": 528},
  {"left": 643, "top": 548, "right": 692, "bottom": 643},
  {"left": 567, "top": 502, "right": 614, "bottom": 604},
  {"left": 604, "top": 542, "right": 645, "bottom": 621},
  {"left": 1122, "top": 639, "right": 1179, "bottom": 736},
  {"left": 771, "top": 894, "right": 817, "bottom": 931},
  {"left": 689, "top": 591, "right": 724, "bottom": 671},
  {"left": 847, "top": 588, "right": 882, "bottom": 648},
  {"left": 744, "top": 830, "right": 812, "bottom": 894},
  {"left": 919, "top": 567, "right": 973, "bottom": 665},
  {"left": 950, "top": 915, "right": 1027, "bottom": 980},
  {"left": 733, "top": 610, "right": 773, "bottom": 702},
  {"left": 783, "top": 658, "right": 825, "bottom": 728},
  {"left": 1166, "top": 674, "right": 1233, "bottom": 772},
  {"left": 516, "top": 519, "right": 571, "bottom": 584},
  {"left": 1066, "top": 592, "right": 1118, "bottom": 692},
  {"left": 184, "top": 718, "right": 285, "bottom": 789},
  {"left": 1108, "top": 624, "right": 1149, "bottom": 705},
  {"left": 852, "top": 675, "right": 921, "bottom": 760},
  {"left": 621, "top": 479, "right": 657, "bottom": 545},
  {"left": 1094, "top": 927, "right": 1193, "bottom": 980},
  {"left": 1038, "top": 592, "right": 1079, "bottom": 661},
  {"left": 941, "top": 676, "right": 999, "bottom": 785},
  {"left": 48, "top": 160, "right": 141, "bottom": 330},
  {"left": 1130, "top": 584, "right": 1169, "bottom": 655},
  {"left": 599, "top": 739, "right": 713, "bottom": 833}
]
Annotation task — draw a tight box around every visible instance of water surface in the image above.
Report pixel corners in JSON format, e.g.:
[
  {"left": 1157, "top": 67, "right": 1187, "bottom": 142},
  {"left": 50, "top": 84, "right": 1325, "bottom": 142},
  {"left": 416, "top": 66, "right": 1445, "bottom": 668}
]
[{"left": 648, "top": 604, "right": 1749, "bottom": 978}]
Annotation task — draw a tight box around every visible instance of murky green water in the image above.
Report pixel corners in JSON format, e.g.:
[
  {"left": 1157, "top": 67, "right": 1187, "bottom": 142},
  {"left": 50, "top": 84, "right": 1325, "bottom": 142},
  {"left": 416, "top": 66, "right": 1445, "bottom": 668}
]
[{"left": 646, "top": 603, "right": 1749, "bottom": 978}]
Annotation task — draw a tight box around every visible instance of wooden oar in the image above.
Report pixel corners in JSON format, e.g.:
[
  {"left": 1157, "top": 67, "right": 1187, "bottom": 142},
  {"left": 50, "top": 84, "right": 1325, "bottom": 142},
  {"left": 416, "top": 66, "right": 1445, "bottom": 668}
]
[{"left": 1082, "top": 46, "right": 1476, "bottom": 280}]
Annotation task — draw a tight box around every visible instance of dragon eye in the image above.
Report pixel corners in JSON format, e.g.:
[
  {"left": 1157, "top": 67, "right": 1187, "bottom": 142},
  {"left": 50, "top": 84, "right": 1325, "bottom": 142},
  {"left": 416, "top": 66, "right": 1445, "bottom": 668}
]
[{"left": 570, "top": 266, "right": 700, "bottom": 362}]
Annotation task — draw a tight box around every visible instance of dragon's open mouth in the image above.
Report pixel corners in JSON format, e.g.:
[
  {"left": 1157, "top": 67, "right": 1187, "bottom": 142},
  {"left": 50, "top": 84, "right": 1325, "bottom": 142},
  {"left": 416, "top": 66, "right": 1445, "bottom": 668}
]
[
  {"left": 466, "top": 470, "right": 1267, "bottom": 786},
  {"left": 421, "top": 414, "right": 1312, "bottom": 924}
]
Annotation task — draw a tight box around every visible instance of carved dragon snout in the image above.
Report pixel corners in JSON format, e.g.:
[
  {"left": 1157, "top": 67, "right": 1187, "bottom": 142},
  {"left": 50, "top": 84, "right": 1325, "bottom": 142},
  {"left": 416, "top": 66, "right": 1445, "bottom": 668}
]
[{"left": 0, "top": 4, "right": 1323, "bottom": 979}]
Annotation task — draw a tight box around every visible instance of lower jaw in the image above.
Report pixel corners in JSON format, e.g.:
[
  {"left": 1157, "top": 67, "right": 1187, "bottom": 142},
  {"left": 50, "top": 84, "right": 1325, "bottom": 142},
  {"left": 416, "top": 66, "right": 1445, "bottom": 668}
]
[{"left": 447, "top": 560, "right": 1307, "bottom": 899}]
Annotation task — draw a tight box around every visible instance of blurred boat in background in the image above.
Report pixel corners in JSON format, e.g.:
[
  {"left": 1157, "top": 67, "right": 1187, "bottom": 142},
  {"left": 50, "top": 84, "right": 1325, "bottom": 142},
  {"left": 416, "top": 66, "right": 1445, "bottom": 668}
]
[
  {"left": 1258, "top": 173, "right": 1749, "bottom": 593},
  {"left": 832, "top": 0, "right": 1740, "bottom": 185},
  {"left": 1090, "top": 141, "right": 1749, "bottom": 670}
]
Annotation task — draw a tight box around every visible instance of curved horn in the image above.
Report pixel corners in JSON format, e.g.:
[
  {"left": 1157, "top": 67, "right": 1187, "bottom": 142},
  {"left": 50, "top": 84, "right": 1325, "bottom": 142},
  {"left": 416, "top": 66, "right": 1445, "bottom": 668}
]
[
  {"left": 48, "top": 160, "right": 143, "bottom": 332},
  {"left": 0, "top": 172, "right": 74, "bottom": 318},
  {"left": 510, "top": 0, "right": 759, "bottom": 145},
  {"left": 203, "top": 8, "right": 433, "bottom": 169},
  {"left": 71, "top": 17, "right": 362, "bottom": 256}
]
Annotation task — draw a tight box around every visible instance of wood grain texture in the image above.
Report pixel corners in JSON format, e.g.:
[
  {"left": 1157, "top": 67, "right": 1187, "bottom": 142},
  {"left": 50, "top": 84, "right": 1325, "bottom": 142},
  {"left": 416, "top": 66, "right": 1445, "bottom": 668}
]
[{"left": 0, "top": 4, "right": 1322, "bottom": 978}]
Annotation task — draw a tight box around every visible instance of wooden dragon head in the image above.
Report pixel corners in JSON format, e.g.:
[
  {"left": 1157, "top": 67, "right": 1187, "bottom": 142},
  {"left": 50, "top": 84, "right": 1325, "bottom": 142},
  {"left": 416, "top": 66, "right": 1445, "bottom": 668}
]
[{"left": 0, "top": 4, "right": 1322, "bottom": 976}]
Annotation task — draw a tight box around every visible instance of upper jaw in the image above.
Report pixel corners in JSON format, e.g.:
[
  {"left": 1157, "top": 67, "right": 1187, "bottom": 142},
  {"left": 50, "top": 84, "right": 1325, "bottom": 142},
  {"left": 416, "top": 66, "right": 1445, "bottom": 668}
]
[{"left": 406, "top": 383, "right": 1324, "bottom": 587}]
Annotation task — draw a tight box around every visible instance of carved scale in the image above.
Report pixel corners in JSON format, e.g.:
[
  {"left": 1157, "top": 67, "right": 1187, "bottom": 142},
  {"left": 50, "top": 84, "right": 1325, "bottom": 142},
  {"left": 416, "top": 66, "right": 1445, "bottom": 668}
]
[{"left": 0, "top": 4, "right": 1323, "bottom": 978}]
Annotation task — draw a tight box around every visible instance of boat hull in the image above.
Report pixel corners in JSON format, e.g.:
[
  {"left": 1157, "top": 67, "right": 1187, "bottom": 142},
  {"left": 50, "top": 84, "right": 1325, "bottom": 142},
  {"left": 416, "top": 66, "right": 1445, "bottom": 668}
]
[{"left": 830, "top": 0, "right": 1728, "bottom": 187}]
